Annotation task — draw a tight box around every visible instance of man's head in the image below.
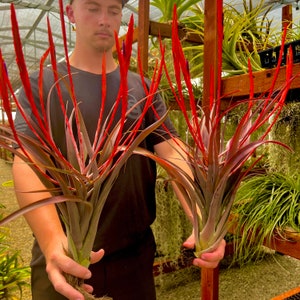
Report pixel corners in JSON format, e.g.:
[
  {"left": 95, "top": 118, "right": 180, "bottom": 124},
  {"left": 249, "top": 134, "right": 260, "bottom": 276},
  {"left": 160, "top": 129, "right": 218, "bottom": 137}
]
[{"left": 66, "top": 0, "right": 125, "bottom": 53}]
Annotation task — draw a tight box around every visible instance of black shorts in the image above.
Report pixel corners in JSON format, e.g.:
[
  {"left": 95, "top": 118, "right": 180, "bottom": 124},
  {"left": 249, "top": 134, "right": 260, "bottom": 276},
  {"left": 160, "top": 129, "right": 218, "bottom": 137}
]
[{"left": 31, "top": 228, "right": 157, "bottom": 300}]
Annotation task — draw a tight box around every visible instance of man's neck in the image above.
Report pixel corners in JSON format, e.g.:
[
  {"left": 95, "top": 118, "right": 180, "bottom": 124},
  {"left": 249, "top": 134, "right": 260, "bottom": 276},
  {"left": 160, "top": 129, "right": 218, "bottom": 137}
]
[{"left": 69, "top": 49, "right": 118, "bottom": 74}]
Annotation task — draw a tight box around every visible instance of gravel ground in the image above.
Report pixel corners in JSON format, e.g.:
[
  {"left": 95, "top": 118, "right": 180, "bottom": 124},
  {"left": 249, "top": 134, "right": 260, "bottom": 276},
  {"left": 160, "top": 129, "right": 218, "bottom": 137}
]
[{"left": 1, "top": 158, "right": 300, "bottom": 300}]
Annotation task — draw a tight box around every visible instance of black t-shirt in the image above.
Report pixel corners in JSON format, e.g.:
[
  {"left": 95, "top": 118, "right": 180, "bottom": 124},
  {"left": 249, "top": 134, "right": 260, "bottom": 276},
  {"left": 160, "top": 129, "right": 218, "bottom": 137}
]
[{"left": 14, "top": 62, "right": 177, "bottom": 255}]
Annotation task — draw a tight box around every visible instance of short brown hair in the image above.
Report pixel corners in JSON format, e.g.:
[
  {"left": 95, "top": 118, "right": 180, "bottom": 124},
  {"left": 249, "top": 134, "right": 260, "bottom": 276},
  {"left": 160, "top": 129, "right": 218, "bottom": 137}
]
[{"left": 69, "top": 0, "right": 128, "bottom": 6}]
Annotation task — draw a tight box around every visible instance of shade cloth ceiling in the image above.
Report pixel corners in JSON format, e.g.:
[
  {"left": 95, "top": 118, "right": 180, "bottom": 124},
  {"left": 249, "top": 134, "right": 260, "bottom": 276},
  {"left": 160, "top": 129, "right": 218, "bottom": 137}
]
[{"left": 0, "top": 0, "right": 299, "bottom": 91}]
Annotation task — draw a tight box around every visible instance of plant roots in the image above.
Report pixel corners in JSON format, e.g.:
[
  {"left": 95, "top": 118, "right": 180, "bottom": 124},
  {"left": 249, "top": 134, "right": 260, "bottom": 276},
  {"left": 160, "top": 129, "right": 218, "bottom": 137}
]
[{"left": 66, "top": 274, "right": 112, "bottom": 300}]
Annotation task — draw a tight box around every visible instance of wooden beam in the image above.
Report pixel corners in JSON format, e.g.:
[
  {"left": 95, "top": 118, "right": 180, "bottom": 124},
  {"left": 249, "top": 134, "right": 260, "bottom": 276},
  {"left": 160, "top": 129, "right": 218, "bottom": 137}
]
[
  {"left": 282, "top": 5, "right": 293, "bottom": 31},
  {"left": 138, "top": 0, "right": 150, "bottom": 74},
  {"left": 272, "top": 286, "right": 300, "bottom": 300},
  {"left": 149, "top": 21, "right": 203, "bottom": 44},
  {"left": 115, "top": 20, "right": 203, "bottom": 53},
  {"left": 153, "top": 248, "right": 194, "bottom": 277},
  {"left": 221, "top": 63, "right": 300, "bottom": 100},
  {"left": 114, "top": 21, "right": 203, "bottom": 56},
  {"left": 201, "top": 267, "right": 220, "bottom": 300}
]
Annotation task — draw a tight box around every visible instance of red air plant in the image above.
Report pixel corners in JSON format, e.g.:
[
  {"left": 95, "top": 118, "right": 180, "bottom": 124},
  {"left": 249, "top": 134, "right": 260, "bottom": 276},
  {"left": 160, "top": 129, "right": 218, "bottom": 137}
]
[
  {"left": 0, "top": 2, "right": 166, "bottom": 299},
  {"left": 135, "top": 5, "right": 295, "bottom": 257}
]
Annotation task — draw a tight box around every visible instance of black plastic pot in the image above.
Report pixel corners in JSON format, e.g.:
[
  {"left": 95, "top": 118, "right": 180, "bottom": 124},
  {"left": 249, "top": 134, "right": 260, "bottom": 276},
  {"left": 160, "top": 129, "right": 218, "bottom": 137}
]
[
  {"left": 258, "top": 40, "right": 300, "bottom": 69},
  {"left": 258, "top": 48, "right": 275, "bottom": 68}
]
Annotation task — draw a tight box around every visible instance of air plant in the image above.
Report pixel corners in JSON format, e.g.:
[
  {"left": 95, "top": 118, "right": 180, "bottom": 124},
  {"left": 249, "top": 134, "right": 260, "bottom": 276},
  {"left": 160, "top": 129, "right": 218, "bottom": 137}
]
[
  {"left": 151, "top": 0, "right": 200, "bottom": 22},
  {"left": 222, "top": 0, "right": 273, "bottom": 74},
  {"left": 135, "top": 5, "right": 295, "bottom": 258},
  {"left": 0, "top": 2, "right": 166, "bottom": 299},
  {"left": 231, "top": 172, "right": 300, "bottom": 266}
]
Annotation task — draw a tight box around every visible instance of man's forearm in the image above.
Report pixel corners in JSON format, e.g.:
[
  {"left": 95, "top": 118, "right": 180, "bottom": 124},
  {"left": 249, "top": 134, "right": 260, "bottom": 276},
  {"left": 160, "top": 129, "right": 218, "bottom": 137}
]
[
  {"left": 154, "top": 138, "right": 195, "bottom": 223},
  {"left": 12, "top": 155, "right": 67, "bottom": 257}
]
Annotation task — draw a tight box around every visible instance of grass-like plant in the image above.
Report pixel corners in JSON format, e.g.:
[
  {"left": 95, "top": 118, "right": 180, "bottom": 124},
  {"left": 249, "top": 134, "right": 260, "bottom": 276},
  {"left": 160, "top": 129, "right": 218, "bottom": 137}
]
[
  {"left": 151, "top": 0, "right": 200, "bottom": 22},
  {"left": 222, "top": 0, "right": 274, "bottom": 74},
  {"left": 231, "top": 172, "right": 300, "bottom": 265},
  {"left": 0, "top": 2, "right": 167, "bottom": 299},
  {"left": 135, "top": 5, "right": 296, "bottom": 258},
  {"left": 0, "top": 235, "right": 30, "bottom": 300},
  {"left": 0, "top": 206, "right": 30, "bottom": 299}
]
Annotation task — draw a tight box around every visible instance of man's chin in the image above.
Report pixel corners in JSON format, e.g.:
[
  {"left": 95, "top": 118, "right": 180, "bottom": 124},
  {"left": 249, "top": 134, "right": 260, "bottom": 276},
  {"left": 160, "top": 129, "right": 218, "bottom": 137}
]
[{"left": 95, "top": 43, "right": 114, "bottom": 53}]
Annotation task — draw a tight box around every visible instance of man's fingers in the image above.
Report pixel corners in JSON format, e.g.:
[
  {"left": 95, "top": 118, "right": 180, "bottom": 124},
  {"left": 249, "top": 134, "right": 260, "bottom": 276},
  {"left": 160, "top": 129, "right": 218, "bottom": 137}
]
[
  {"left": 193, "top": 257, "right": 220, "bottom": 269},
  {"left": 90, "top": 248, "right": 105, "bottom": 264},
  {"left": 45, "top": 249, "right": 105, "bottom": 299},
  {"left": 47, "top": 267, "right": 85, "bottom": 300},
  {"left": 193, "top": 239, "right": 226, "bottom": 269},
  {"left": 81, "top": 283, "right": 94, "bottom": 294},
  {"left": 46, "top": 254, "right": 93, "bottom": 300},
  {"left": 182, "top": 233, "right": 194, "bottom": 249},
  {"left": 49, "top": 254, "right": 92, "bottom": 279},
  {"left": 182, "top": 236, "right": 226, "bottom": 269}
]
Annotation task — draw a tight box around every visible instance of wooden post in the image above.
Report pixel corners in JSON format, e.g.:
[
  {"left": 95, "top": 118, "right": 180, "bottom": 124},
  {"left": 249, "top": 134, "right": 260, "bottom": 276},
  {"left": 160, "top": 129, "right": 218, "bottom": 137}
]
[
  {"left": 138, "top": 0, "right": 150, "bottom": 74},
  {"left": 201, "top": 266, "right": 220, "bottom": 300},
  {"left": 282, "top": 4, "right": 292, "bottom": 31},
  {"left": 202, "top": 0, "right": 222, "bottom": 114},
  {"left": 201, "top": 0, "right": 222, "bottom": 298}
]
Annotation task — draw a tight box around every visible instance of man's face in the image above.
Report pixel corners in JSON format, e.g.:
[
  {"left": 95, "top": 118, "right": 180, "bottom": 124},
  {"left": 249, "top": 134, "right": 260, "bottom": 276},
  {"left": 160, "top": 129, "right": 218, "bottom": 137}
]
[{"left": 66, "top": 0, "right": 123, "bottom": 52}]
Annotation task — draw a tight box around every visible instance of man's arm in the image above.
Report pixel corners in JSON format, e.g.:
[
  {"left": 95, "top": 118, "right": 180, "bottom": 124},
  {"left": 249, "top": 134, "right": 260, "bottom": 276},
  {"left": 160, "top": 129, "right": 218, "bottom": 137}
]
[
  {"left": 154, "top": 138, "right": 225, "bottom": 268},
  {"left": 12, "top": 154, "right": 102, "bottom": 300},
  {"left": 154, "top": 138, "right": 195, "bottom": 222}
]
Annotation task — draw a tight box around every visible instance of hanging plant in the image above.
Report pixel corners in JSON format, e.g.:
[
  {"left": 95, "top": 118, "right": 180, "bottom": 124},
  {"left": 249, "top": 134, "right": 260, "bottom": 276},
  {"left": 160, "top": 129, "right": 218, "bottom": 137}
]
[{"left": 231, "top": 172, "right": 300, "bottom": 266}]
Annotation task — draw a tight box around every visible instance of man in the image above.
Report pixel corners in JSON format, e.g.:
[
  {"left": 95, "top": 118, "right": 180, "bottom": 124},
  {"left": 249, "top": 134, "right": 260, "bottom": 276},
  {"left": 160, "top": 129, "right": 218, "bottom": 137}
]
[{"left": 13, "top": 0, "right": 226, "bottom": 299}]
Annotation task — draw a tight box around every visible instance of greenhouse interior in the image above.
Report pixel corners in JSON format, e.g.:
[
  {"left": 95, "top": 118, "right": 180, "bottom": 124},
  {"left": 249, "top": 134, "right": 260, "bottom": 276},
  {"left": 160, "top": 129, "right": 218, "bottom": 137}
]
[{"left": 0, "top": 0, "right": 300, "bottom": 299}]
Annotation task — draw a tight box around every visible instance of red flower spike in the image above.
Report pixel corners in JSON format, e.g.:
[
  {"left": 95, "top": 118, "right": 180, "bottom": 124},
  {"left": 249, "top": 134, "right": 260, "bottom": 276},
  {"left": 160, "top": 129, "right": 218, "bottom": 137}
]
[
  {"left": 10, "top": 4, "right": 45, "bottom": 135},
  {"left": 92, "top": 54, "right": 107, "bottom": 153}
]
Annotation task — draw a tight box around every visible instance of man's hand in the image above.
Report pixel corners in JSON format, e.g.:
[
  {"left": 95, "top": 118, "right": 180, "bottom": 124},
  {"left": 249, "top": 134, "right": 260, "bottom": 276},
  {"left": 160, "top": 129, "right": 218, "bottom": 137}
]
[
  {"left": 46, "top": 247, "right": 105, "bottom": 300},
  {"left": 183, "top": 234, "right": 226, "bottom": 269}
]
